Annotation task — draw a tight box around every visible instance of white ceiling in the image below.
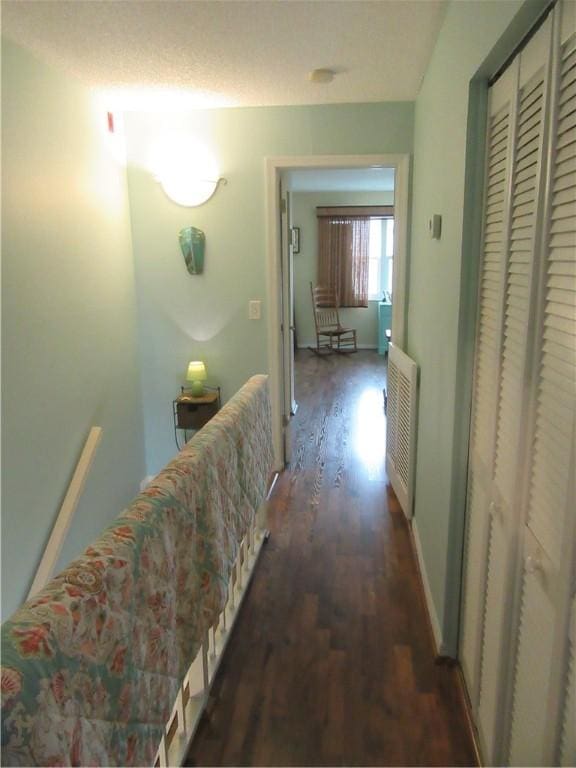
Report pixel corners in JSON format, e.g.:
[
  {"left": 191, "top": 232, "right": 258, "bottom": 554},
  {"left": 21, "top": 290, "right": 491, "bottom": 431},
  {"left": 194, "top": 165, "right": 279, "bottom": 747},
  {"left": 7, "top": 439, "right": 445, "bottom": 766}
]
[
  {"left": 2, "top": 0, "right": 447, "bottom": 110},
  {"left": 286, "top": 167, "right": 395, "bottom": 192}
]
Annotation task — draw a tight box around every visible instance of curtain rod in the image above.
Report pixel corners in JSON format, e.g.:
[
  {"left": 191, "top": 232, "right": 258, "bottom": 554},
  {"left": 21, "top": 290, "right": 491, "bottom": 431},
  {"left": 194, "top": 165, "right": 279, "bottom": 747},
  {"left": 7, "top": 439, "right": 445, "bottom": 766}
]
[{"left": 316, "top": 205, "right": 394, "bottom": 218}]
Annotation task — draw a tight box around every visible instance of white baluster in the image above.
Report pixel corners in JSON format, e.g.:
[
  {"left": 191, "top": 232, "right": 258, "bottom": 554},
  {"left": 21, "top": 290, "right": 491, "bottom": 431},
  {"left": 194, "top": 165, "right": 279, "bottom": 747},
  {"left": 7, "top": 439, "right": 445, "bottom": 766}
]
[
  {"left": 202, "top": 634, "right": 209, "bottom": 690},
  {"left": 241, "top": 538, "right": 248, "bottom": 578},
  {"left": 156, "top": 734, "right": 168, "bottom": 768},
  {"left": 229, "top": 571, "right": 236, "bottom": 610},
  {"left": 236, "top": 546, "right": 243, "bottom": 591},
  {"left": 247, "top": 524, "right": 253, "bottom": 558},
  {"left": 209, "top": 625, "right": 217, "bottom": 659},
  {"left": 187, "top": 649, "right": 204, "bottom": 698},
  {"left": 176, "top": 688, "right": 186, "bottom": 736}
]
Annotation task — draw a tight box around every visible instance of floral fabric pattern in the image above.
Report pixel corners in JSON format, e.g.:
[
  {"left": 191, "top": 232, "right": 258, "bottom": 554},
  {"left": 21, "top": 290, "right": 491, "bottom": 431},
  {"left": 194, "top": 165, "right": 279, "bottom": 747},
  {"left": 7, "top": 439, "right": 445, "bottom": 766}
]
[{"left": 1, "top": 375, "right": 273, "bottom": 767}]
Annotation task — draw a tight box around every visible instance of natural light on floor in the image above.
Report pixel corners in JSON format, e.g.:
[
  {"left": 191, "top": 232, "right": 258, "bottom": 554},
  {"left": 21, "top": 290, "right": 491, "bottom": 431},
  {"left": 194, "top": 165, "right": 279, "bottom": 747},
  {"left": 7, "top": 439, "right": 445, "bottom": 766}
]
[{"left": 352, "top": 387, "right": 386, "bottom": 480}]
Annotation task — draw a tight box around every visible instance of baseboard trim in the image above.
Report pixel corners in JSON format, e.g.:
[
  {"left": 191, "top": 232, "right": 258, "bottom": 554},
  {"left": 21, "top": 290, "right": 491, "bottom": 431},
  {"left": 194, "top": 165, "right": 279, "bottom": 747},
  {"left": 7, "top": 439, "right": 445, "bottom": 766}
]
[
  {"left": 297, "top": 343, "right": 378, "bottom": 350},
  {"left": 408, "top": 519, "right": 480, "bottom": 764},
  {"left": 456, "top": 662, "right": 484, "bottom": 766},
  {"left": 410, "top": 517, "right": 444, "bottom": 656}
]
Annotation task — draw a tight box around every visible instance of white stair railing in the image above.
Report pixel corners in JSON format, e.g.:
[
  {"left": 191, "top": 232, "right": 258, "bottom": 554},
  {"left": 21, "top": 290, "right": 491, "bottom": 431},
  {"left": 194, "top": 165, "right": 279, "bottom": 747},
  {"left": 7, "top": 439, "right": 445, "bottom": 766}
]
[
  {"left": 28, "top": 426, "right": 103, "bottom": 599},
  {"left": 154, "top": 474, "right": 277, "bottom": 767}
]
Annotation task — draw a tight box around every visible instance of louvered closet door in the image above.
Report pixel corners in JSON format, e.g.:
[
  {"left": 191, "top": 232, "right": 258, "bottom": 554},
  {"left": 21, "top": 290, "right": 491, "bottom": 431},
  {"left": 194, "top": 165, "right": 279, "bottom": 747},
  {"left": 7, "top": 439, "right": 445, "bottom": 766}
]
[
  {"left": 461, "top": 3, "right": 576, "bottom": 766},
  {"left": 460, "top": 65, "right": 514, "bottom": 708},
  {"left": 476, "top": 18, "right": 552, "bottom": 764},
  {"left": 559, "top": 596, "right": 576, "bottom": 766},
  {"left": 508, "top": 7, "right": 576, "bottom": 765}
]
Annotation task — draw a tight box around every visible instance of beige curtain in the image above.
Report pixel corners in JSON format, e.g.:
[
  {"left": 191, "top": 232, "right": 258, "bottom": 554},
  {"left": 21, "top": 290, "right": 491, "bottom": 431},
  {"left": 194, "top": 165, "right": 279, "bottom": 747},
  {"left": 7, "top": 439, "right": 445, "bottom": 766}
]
[{"left": 317, "top": 216, "right": 370, "bottom": 307}]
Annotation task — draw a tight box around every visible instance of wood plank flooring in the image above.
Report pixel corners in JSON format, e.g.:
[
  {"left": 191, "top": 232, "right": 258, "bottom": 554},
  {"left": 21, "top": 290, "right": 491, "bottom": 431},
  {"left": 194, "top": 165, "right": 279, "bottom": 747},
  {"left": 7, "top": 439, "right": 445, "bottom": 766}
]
[{"left": 185, "top": 351, "right": 477, "bottom": 767}]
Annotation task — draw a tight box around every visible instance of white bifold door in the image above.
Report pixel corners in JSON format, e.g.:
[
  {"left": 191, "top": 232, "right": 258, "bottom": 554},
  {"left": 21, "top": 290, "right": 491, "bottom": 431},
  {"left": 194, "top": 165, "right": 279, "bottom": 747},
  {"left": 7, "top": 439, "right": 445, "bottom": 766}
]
[{"left": 460, "top": 1, "right": 576, "bottom": 765}]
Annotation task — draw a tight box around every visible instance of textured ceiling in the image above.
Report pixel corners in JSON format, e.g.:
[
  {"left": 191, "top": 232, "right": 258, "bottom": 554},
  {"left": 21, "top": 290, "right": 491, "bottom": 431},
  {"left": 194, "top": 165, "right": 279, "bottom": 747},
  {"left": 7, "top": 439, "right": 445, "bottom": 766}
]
[{"left": 2, "top": 0, "right": 447, "bottom": 109}]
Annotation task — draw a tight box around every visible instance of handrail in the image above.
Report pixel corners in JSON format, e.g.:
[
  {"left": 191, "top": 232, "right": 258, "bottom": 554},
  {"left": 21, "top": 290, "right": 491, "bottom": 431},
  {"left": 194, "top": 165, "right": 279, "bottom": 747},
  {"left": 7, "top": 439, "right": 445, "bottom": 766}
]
[{"left": 27, "top": 426, "right": 103, "bottom": 599}]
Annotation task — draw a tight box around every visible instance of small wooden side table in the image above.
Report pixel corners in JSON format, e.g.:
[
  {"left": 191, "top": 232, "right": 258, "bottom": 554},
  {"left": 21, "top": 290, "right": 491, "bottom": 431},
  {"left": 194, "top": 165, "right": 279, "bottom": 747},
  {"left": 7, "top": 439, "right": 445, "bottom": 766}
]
[{"left": 173, "top": 386, "right": 221, "bottom": 450}]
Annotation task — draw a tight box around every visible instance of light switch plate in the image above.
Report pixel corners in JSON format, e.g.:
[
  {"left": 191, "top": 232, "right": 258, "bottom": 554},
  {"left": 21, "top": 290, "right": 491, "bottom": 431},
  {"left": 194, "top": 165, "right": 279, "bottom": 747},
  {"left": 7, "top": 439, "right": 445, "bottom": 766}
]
[
  {"left": 249, "top": 300, "right": 261, "bottom": 320},
  {"left": 429, "top": 214, "right": 442, "bottom": 240}
]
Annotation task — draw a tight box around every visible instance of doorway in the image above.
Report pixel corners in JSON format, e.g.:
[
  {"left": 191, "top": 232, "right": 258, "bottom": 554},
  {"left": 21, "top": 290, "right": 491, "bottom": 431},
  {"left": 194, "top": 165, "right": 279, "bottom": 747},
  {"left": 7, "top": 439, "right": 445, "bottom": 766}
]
[
  {"left": 265, "top": 154, "right": 410, "bottom": 469},
  {"left": 285, "top": 168, "right": 395, "bottom": 411}
]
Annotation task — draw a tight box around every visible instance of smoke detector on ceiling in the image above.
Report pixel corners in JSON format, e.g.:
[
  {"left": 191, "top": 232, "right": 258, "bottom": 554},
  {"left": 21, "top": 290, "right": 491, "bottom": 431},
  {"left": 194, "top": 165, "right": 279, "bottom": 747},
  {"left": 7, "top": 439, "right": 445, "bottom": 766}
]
[{"left": 308, "top": 68, "right": 336, "bottom": 84}]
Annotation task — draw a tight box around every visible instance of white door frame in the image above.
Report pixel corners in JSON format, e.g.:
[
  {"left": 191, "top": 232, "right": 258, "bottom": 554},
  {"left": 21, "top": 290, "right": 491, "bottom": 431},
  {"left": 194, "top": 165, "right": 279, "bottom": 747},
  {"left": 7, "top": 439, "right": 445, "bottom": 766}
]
[{"left": 265, "top": 153, "right": 410, "bottom": 469}]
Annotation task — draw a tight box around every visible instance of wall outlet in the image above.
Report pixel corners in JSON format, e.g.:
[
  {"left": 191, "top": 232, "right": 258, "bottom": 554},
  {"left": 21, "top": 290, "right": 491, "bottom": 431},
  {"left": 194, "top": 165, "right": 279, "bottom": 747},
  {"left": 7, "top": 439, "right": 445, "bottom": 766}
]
[
  {"left": 249, "top": 299, "right": 261, "bottom": 320},
  {"left": 429, "top": 214, "right": 442, "bottom": 240}
]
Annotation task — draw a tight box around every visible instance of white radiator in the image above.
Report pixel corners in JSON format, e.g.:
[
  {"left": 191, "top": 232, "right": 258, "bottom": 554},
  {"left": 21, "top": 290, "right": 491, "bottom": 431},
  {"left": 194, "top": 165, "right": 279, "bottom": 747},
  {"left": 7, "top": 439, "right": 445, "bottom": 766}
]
[{"left": 385, "top": 342, "right": 418, "bottom": 519}]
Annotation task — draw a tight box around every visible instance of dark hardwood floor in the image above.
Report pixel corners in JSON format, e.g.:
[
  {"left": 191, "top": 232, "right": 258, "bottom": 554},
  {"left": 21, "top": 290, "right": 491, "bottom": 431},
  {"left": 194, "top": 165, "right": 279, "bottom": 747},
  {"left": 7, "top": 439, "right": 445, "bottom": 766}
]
[{"left": 185, "top": 350, "right": 477, "bottom": 767}]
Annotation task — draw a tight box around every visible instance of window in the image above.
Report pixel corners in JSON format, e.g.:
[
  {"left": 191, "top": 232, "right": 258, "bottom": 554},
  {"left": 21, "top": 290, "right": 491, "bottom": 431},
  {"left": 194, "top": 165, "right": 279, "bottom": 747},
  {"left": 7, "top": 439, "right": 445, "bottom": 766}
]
[
  {"left": 317, "top": 216, "right": 370, "bottom": 307},
  {"left": 385, "top": 218, "right": 394, "bottom": 296},
  {"left": 316, "top": 205, "right": 394, "bottom": 307},
  {"left": 368, "top": 217, "right": 394, "bottom": 300}
]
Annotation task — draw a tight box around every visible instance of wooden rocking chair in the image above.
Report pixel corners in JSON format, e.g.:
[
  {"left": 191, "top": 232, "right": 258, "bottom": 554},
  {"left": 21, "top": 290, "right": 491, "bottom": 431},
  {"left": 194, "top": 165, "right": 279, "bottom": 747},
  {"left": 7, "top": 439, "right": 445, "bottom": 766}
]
[{"left": 310, "top": 283, "right": 358, "bottom": 355}]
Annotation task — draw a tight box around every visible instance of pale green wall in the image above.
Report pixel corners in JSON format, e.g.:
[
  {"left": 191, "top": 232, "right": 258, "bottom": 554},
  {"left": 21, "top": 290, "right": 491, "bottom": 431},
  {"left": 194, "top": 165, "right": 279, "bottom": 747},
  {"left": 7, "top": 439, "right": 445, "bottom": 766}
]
[
  {"left": 408, "top": 0, "right": 547, "bottom": 651},
  {"left": 124, "top": 102, "right": 414, "bottom": 473},
  {"left": 291, "top": 190, "right": 394, "bottom": 348},
  {"left": 1, "top": 40, "right": 146, "bottom": 619}
]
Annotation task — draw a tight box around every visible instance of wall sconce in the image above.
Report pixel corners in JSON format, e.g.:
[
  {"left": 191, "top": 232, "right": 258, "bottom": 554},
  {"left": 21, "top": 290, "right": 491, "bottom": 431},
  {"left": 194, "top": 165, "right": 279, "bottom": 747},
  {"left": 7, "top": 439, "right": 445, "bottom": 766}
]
[{"left": 151, "top": 135, "right": 226, "bottom": 207}]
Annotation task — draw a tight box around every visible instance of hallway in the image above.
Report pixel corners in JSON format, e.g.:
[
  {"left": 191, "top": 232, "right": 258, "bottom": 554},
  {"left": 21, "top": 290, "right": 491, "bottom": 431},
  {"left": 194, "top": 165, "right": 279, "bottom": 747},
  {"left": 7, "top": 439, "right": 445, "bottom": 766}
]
[{"left": 186, "top": 351, "right": 477, "bottom": 766}]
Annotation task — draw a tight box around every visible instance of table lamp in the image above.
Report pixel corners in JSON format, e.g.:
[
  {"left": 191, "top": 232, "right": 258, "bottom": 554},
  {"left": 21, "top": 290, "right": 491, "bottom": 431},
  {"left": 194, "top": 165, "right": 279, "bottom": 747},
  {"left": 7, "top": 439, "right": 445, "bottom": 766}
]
[{"left": 186, "top": 361, "right": 207, "bottom": 396}]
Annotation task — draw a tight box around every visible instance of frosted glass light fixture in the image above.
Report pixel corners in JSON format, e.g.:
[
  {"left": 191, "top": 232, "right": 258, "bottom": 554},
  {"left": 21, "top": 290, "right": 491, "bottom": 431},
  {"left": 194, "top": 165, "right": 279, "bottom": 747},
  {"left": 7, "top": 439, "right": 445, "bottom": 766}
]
[
  {"left": 151, "top": 135, "right": 226, "bottom": 207},
  {"left": 186, "top": 361, "right": 207, "bottom": 396}
]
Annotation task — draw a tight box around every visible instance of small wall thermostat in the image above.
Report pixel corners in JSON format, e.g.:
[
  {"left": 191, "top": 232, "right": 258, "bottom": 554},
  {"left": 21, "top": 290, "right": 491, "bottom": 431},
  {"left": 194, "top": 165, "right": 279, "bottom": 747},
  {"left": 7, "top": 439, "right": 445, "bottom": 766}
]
[{"left": 429, "top": 214, "right": 442, "bottom": 240}]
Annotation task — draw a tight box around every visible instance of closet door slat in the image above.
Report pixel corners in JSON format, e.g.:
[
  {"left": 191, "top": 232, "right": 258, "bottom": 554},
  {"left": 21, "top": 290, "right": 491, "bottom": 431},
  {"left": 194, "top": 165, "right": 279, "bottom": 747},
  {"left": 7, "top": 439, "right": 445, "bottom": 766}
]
[
  {"left": 509, "top": 542, "right": 556, "bottom": 765},
  {"left": 460, "top": 80, "right": 513, "bottom": 709},
  {"left": 508, "top": 22, "right": 576, "bottom": 766},
  {"left": 559, "top": 602, "right": 575, "bottom": 766},
  {"left": 469, "top": 101, "right": 511, "bottom": 468},
  {"left": 461, "top": 7, "right": 575, "bottom": 766},
  {"left": 477, "top": 17, "right": 553, "bottom": 764},
  {"left": 493, "top": 67, "right": 544, "bottom": 507},
  {"left": 460, "top": 472, "right": 490, "bottom": 693},
  {"left": 526, "top": 30, "right": 576, "bottom": 563}
]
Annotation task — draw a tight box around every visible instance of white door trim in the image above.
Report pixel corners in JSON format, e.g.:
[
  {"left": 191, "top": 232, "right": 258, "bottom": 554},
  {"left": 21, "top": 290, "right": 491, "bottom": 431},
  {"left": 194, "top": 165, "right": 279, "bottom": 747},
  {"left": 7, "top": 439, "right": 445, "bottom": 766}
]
[{"left": 265, "top": 153, "right": 411, "bottom": 469}]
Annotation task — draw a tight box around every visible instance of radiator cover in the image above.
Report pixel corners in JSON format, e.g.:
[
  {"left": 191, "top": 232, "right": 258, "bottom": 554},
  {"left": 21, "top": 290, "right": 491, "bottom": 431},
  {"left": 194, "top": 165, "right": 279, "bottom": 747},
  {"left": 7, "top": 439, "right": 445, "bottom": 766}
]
[{"left": 385, "top": 342, "right": 418, "bottom": 518}]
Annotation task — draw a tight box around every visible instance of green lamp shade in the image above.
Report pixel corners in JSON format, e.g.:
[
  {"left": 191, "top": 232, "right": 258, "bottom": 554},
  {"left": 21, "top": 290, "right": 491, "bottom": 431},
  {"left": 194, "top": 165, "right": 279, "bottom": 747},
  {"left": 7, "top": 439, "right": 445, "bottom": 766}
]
[{"left": 187, "top": 360, "right": 207, "bottom": 396}]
